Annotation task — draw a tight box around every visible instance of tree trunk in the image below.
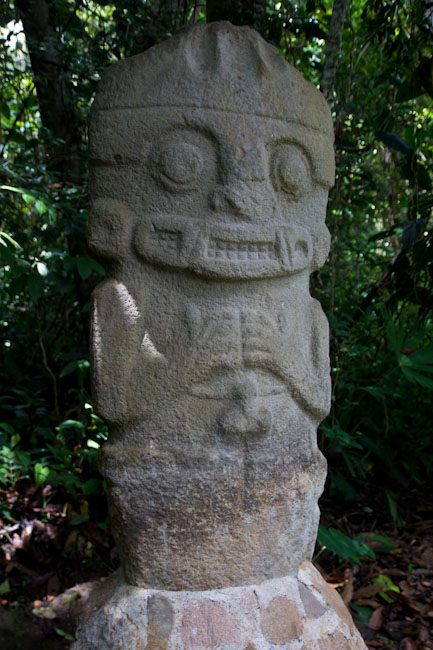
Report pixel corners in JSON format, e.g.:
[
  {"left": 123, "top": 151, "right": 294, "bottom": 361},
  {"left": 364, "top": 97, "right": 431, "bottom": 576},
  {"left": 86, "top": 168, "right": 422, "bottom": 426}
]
[
  {"left": 206, "top": 0, "right": 266, "bottom": 26},
  {"left": 15, "top": 0, "right": 89, "bottom": 341},
  {"left": 320, "top": 0, "right": 348, "bottom": 103},
  {"left": 15, "top": 0, "right": 81, "bottom": 179}
]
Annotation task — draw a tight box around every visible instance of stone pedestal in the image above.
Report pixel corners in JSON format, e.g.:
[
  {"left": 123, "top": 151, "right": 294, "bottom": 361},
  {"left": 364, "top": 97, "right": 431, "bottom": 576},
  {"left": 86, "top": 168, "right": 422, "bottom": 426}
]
[
  {"left": 74, "top": 564, "right": 366, "bottom": 650},
  {"left": 74, "top": 20, "right": 367, "bottom": 649}
]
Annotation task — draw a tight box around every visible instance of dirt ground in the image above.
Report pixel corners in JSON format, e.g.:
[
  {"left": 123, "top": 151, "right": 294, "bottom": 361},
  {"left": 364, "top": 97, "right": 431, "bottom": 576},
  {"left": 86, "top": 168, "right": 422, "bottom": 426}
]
[{"left": 0, "top": 482, "right": 432, "bottom": 649}]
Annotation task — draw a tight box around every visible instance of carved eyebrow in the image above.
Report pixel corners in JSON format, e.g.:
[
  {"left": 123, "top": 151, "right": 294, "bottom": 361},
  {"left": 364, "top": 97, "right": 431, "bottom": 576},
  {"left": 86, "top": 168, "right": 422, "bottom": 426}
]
[
  {"left": 266, "top": 139, "right": 313, "bottom": 170},
  {"left": 180, "top": 118, "right": 313, "bottom": 172},
  {"left": 158, "top": 119, "right": 220, "bottom": 144}
]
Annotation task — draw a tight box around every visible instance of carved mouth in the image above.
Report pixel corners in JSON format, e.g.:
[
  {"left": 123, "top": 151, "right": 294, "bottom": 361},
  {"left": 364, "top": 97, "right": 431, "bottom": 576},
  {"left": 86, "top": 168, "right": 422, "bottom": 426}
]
[
  {"left": 148, "top": 223, "right": 279, "bottom": 262},
  {"left": 148, "top": 227, "right": 181, "bottom": 250},
  {"left": 207, "top": 238, "right": 277, "bottom": 261},
  {"left": 135, "top": 218, "right": 313, "bottom": 279}
]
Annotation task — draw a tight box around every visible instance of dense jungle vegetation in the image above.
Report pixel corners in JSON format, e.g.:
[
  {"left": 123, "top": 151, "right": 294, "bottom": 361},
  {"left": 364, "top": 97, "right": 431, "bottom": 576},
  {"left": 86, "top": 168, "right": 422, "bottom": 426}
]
[{"left": 0, "top": 0, "right": 432, "bottom": 647}]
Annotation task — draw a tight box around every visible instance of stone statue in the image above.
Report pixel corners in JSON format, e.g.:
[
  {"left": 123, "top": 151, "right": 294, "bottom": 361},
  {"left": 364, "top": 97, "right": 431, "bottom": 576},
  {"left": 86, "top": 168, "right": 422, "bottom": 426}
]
[{"left": 73, "top": 22, "right": 367, "bottom": 650}]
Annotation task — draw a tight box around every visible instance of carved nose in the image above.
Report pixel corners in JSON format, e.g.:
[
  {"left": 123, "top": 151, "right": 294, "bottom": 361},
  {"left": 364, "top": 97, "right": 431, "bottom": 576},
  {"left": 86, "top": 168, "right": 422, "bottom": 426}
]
[
  {"left": 210, "top": 173, "right": 278, "bottom": 219},
  {"left": 210, "top": 183, "right": 252, "bottom": 216}
]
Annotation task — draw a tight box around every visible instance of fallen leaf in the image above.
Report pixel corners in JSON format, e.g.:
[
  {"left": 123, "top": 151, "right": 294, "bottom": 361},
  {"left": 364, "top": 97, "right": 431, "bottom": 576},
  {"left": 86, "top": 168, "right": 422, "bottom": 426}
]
[
  {"left": 383, "top": 568, "right": 406, "bottom": 577},
  {"left": 419, "top": 548, "right": 433, "bottom": 568},
  {"left": 353, "top": 584, "right": 383, "bottom": 599},
  {"left": 368, "top": 605, "right": 384, "bottom": 631},
  {"left": 394, "top": 592, "right": 433, "bottom": 615},
  {"left": 354, "top": 598, "right": 382, "bottom": 608},
  {"left": 341, "top": 567, "right": 354, "bottom": 605}
]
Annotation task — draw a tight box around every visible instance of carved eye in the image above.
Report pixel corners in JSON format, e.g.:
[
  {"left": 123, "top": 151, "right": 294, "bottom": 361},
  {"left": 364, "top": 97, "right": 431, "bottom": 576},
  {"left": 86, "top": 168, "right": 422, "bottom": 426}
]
[
  {"left": 152, "top": 142, "right": 204, "bottom": 191},
  {"left": 271, "top": 145, "right": 309, "bottom": 200}
]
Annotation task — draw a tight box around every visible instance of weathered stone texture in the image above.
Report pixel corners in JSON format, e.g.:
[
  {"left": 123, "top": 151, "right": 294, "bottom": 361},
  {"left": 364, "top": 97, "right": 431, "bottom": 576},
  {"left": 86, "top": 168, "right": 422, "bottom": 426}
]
[
  {"left": 89, "top": 20, "right": 334, "bottom": 591},
  {"left": 72, "top": 564, "right": 366, "bottom": 649},
  {"left": 181, "top": 600, "right": 240, "bottom": 647},
  {"left": 76, "top": 19, "right": 367, "bottom": 650},
  {"left": 260, "top": 596, "right": 303, "bottom": 643},
  {"left": 298, "top": 582, "right": 327, "bottom": 619}
]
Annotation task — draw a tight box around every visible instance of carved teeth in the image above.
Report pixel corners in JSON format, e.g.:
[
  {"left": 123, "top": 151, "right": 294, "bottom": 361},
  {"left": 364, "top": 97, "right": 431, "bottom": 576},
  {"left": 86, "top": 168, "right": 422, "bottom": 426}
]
[
  {"left": 149, "top": 228, "right": 181, "bottom": 250},
  {"left": 207, "top": 239, "right": 276, "bottom": 261},
  {"left": 148, "top": 227, "right": 278, "bottom": 264}
]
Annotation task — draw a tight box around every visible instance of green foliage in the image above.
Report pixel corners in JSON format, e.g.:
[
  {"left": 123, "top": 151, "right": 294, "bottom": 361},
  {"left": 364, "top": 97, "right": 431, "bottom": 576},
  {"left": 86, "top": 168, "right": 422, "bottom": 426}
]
[
  {"left": 311, "top": 0, "right": 433, "bottom": 506},
  {"left": 374, "top": 574, "right": 401, "bottom": 603},
  {"left": 317, "top": 525, "right": 394, "bottom": 565},
  {"left": 0, "top": 404, "right": 107, "bottom": 502},
  {"left": 0, "top": 426, "right": 31, "bottom": 487}
]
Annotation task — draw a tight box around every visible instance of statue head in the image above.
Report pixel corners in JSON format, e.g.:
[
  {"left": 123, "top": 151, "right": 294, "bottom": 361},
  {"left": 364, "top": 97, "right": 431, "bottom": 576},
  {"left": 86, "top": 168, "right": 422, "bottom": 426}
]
[{"left": 89, "top": 22, "right": 334, "bottom": 280}]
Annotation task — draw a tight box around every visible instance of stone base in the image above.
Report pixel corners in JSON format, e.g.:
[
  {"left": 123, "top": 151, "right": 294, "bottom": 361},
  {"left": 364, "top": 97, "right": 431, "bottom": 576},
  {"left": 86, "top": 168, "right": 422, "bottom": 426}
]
[{"left": 72, "top": 563, "right": 367, "bottom": 649}]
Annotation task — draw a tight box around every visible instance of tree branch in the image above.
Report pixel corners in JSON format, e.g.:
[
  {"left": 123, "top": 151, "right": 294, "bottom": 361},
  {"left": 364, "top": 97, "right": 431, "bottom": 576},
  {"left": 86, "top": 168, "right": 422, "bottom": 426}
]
[{"left": 320, "top": 0, "right": 349, "bottom": 103}]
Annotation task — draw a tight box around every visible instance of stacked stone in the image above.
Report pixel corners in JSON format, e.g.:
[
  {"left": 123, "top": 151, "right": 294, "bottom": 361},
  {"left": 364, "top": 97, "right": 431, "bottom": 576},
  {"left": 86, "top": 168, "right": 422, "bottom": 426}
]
[{"left": 73, "top": 22, "right": 367, "bottom": 650}]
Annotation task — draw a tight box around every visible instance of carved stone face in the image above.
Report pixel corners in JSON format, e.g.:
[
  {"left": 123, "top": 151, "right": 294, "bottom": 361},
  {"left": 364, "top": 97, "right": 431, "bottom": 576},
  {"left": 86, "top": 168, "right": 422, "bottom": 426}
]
[{"left": 90, "top": 107, "right": 332, "bottom": 279}]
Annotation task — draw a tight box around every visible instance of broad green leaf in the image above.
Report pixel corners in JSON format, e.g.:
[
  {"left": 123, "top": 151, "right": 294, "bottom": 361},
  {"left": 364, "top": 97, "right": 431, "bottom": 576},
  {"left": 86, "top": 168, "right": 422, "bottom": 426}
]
[
  {"left": 401, "top": 367, "right": 433, "bottom": 390},
  {"left": 35, "top": 199, "right": 47, "bottom": 215},
  {"left": 383, "top": 488, "right": 404, "bottom": 525},
  {"left": 368, "top": 535, "right": 395, "bottom": 552},
  {"left": 60, "top": 360, "right": 78, "bottom": 378},
  {"left": 0, "top": 423, "right": 15, "bottom": 435},
  {"left": 15, "top": 449, "right": 31, "bottom": 469},
  {"left": 55, "top": 628, "right": 75, "bottom": 641},
  {"left": 34, "top": 463, "right": 50, "bottom": 486},
  {"left": 410, "top": 344, "right": 433, "bottom": 365},
  {"left": 76, "top": 255, "right": 105, "bottom": 280},
  {"left": 58, "top": 419, "right": 85, "bottom": 430},
  {"left": 0, "top": 231, "right": 22, "bottom": 251},
  {"left": 83, "top": 478, "right": 102, "bottom": 495},
  {"left": 374, "top": 574, "right": 400, "bottom": 603},
  {"left": 350, "top": 604, "right": 373, "bottom": 625},
  {"left": 317, "top": 526, "right": 375, "bottom": 565},
  {"left": 10, "top": 433, "right": 20, "bottom": 447}
]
